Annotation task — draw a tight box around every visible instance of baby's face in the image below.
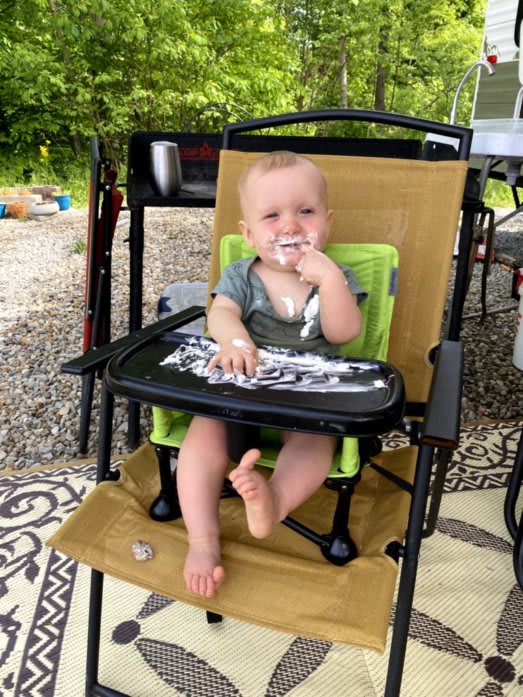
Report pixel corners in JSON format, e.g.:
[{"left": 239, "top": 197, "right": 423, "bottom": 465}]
[{"left": 239, "top": 161, "right": 333, "bottom": 271}]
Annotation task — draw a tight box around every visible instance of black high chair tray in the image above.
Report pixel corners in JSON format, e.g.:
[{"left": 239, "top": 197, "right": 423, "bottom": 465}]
[{"left": 106, "top": 332, "right": 405, "bottom": 437}]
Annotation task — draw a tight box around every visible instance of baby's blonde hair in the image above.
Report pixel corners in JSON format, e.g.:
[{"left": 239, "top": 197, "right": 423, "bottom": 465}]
[{"left": 238, "top": 150, "right": 327, "bottom": 212}]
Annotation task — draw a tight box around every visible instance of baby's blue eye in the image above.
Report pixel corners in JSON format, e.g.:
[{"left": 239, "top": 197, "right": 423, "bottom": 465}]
[
  {"left": 300, "top": 208, "right": 313, "bottom": 215},
  {"left": 265, "top": 212, "right": 278, "bottom": 219}
]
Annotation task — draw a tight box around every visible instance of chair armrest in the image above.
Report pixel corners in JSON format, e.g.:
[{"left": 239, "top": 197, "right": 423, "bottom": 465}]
[
  {"left": 61, "top": 306, "right": 206, "bottom": 376},
  {"left": 420, "top": 340, "right": 463, "bottom": 450}
]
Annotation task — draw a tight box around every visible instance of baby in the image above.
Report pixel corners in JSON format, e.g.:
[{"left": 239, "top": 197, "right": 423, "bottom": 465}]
[{"left": 176, "top": 151, "right": 366, "bottom": 597}]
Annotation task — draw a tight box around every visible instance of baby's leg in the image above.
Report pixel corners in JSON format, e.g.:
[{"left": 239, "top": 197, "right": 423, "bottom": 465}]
[
  {"left": 230, "top": 433, "right": 336, "bottom": 539},
  {"left": 177, "top": 416, "right": 229, "bottom": 597}
]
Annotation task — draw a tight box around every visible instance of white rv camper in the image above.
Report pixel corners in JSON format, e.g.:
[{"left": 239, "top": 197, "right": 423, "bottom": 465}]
[
  {"left": 473, "top": 0, "right": 522, "bottom": 120},
  {"left": 471, "top": 0, "right": 523, "bottom": 184}
]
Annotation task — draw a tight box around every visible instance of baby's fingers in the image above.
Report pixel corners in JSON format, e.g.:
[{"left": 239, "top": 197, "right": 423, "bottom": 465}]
[
  {"left": 240, "top": 350, "right": 258, "bottom": 377},
  {"left": 206, "top": 351, "right": 228, "bottom": 374}
]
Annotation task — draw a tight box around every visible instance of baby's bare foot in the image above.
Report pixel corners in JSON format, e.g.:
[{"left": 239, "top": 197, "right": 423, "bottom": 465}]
[
  {"left": 184, "top": 536, "right": 225, "bottom": 598},
  {"left": 229, "top": 448, "right": 278, "bottom": 538}
]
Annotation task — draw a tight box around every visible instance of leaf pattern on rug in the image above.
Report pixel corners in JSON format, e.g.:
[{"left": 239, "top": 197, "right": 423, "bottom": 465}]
[
  {"left": 409, "top": 512, "right": 523, "bottom": 695},
  {"left": 497, "top": 585, "right": 523, "bottom": 657},
  {"left": 137, "top": 593, "right": 175, "bottom": 619},
  {"left": 486, "top": 424, "right": 522, "bottom": 463},
  {"left": 437, "top": 517, "right": 514, "bottom": 554},
  {"left": 264, "top": 637, "right": 332, "bottom": 697},
  {"left": 0, "top": 531, "right": 42, "bottom": 597},
  {"left": 407, "top": 608, "right": 482, "bottom": 661},
  {"left": 136, "top": 638, "right": 242, "bottom": 696},
  {"left": 475, "top": 683, "right": 504, "bottom": 696}
]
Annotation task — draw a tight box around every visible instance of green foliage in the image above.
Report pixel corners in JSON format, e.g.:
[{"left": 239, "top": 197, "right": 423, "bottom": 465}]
[
  {"left": 275, "top": 0, "right": 486, "bottom": 125},
  {"left": 0, "top": 146, "right": 91, "bottom": 207},
  {"left": 0, "top": 0, "right": 493, "bottom": 195},
  {"left": 0, "top": 0, "right": 297, "bottom": 167},
  {"left": 484, "top": 179, "right": 518, "bottom": 208}
]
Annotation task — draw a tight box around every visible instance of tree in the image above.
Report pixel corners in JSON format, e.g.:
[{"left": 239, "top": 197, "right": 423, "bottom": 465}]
[
  {"left": 0, "top": 0, "right": 487, "bottom": 174},
  {"left": 274, "top": 0, "right": 486, "bottom": 130},
  {"left": 0, "top": 0, "right": 298, "bottom": 166}
]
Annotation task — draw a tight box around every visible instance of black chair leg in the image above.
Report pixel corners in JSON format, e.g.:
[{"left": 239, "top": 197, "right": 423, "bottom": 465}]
[
  {"left": 514, "top": 512, "right": 523, "bottom": 591},
  {"left": 149, "top": 446, "right": 182, "bottom": 521},
  {"left": 86, "top": 569, "right": 104, "bottom": 696},
  {"left": 86, "top": 382, "right": 131, "bottom": 696},
  {"left": 480, "top": 208, "right": 495, "bottom": 321},
  {"left": 320, "top": 477, "right": 359, "bottom": 565},
  {"left": 206, "top": 611, "right": 223, "bottom": 624},
  {"left": 505, "top": 428, "right": 523, "bottom": 540},
  {"left": 79, "top": 371, "right": 96, "bottom": 454},
  {"left": 505, "top": 428, "right": 523, "bottom": 589},
  {"left": 385, "top": 444, "right": 434, "bottom": 697},
  {"left": 423, "top": 448, "right": 451, "bottom": 538}
]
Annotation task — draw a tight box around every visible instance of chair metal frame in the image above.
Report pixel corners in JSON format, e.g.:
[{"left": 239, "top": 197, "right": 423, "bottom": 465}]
[
  {"left": 62, "top": 109, "right": 476, "bottom": 697},
  {"left": 79, "top": 137, "right": 124, "bottom": 453},
  {"left": 505, "top": 427, "right": 523, "bottom": 589}
]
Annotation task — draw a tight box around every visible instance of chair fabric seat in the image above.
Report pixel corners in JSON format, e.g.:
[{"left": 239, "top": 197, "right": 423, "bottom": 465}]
[{"left": 48, "top": 440, "right": 417, "bottom": 652}]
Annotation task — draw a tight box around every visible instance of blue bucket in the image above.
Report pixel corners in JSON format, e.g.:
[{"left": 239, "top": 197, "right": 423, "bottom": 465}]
[
  {"left": 54, "top": 194, "right": 71, "bottom": 211},
  {"left": 0, "top": 203, "right": 6, "bottom": 219}
]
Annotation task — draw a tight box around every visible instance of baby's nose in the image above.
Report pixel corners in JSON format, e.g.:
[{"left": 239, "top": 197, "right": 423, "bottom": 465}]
[{"left": 282, "top": 218, "right": 300, "bottom": 234}]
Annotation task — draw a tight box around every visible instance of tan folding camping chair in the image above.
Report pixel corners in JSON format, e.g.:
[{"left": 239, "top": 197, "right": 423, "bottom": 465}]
[{"left": 51, "top": 109, "right": 476, "bottom": 697}]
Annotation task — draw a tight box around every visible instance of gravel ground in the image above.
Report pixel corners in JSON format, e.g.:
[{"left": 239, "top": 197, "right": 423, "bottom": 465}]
[{"left": 0, "top": 206, "right": 522, "bottom": 470}]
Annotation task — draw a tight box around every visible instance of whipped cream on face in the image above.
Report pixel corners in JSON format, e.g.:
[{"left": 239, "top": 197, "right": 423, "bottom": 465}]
[
  {"left": 263, "top": 231, "right": 318, "bottom": 266},
  {"left": 272, "top": 236, "right": 305, "bottom": 248},
  {"left": 270, "top": 237, "right": 305, "bottom": 266}
]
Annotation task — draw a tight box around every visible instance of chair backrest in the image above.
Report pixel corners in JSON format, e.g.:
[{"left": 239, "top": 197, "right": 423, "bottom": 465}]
[
  {"left": 219, "top": 235, "right": 399, "bottom": 362},
  {"left": 209, "top": 150, "right": 467, "bottom": 405}
]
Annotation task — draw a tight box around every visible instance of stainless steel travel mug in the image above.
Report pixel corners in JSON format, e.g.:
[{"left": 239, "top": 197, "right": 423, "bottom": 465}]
[{"left": 150, "top": 141, "right": 182, "bottom": 196}]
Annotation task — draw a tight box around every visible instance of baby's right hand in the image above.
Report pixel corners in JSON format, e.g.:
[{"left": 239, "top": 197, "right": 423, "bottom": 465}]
[{"left": 206, "top": 338, "right": 258, "bottom": 376}]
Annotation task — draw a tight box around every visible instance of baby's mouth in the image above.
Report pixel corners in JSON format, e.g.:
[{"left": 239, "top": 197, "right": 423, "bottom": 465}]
[{"left": 272, "top": 237, "right": 310, "bottom": 251}]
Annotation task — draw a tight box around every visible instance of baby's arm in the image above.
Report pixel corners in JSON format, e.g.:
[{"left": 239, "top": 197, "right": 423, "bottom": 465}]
[
  {"left": 206, "top": 294, "right": 258, "bottom": 375},
  {"left": 298, "top": 247, "right": 361, "bottom": 345}
]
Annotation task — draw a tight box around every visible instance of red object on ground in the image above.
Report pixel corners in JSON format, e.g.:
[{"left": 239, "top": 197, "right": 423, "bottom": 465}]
[
  {"left": 82, "top": 171, "right": 123, "bottom": 352},
  {"left": 514, "top": 268, "right": 523, "bottom": 293}
]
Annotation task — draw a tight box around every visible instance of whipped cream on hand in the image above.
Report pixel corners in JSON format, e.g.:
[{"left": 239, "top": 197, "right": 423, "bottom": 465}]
[
  {"left": 206, "top": 336, "right": 259, "bottom": 377},
  {"left": 295, "top": 243, "right": 335, "bottom": 287}
]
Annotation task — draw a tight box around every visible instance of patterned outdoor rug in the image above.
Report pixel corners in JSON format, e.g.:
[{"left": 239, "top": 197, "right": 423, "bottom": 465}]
[{"left": 1, "top": 421, "right": 522, "bottom": 697}]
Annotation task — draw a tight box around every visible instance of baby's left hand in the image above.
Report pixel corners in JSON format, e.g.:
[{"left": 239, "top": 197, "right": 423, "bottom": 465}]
[{"left": 296, "top": 245, "right": 338, "bottom": 287}]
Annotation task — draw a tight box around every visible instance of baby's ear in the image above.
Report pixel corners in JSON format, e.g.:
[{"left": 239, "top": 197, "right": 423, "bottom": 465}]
[{"left": 239, "top": 220, "right": 253, "bottom": 245}]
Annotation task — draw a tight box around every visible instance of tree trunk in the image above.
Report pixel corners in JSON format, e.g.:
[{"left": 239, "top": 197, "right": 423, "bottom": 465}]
[
  {"left": 339, "top": 35, "right": 348, "bottom": 108},
  {"left": 374, "top": 21, "right": 389, "bottom": 111}
]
